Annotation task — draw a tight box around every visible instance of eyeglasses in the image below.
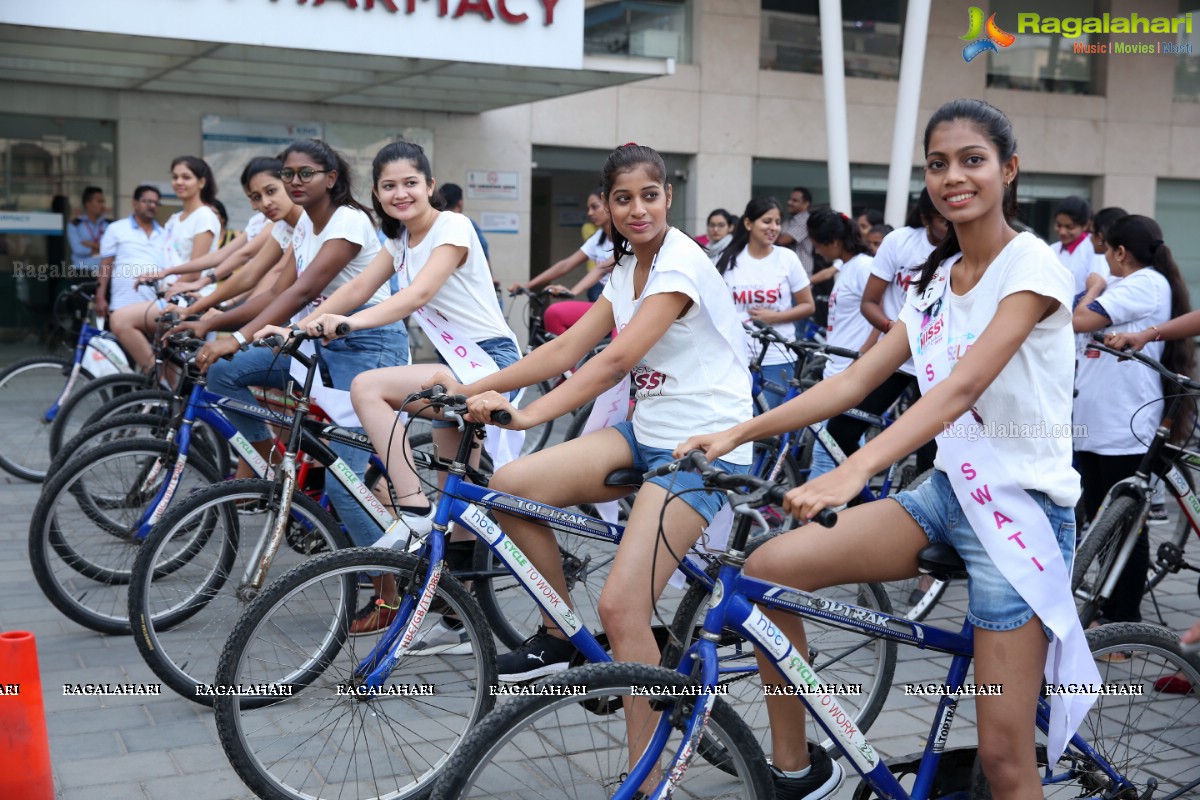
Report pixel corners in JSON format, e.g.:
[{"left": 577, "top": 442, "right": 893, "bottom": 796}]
[
  {"left": 280, "top": 168, "right": 329, "bottom": 183},
  {"left": 136, "top": 198, "right": 160, "bottom": 206}
]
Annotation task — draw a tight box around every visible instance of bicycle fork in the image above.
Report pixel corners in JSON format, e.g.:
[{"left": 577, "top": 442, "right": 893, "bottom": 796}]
[{"left": 239, "top": 456, "right": 301, "bottom": 597}]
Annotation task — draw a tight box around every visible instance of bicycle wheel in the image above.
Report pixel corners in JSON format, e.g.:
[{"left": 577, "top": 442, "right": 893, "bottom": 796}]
[
  {"left": 1072, "top": 495, "right": 1140, "bottom": 627},
  {"left": 878, "top": 468, "right": 949, "bottom": 621},
  {"left": 516, "top": 380, "right": 561, "bottom": 455},
  {"left": 749, "top": 439, "right": 804, "bottom": 533},
  {"left": 662, "top": 533, "right": 896, "bottom": 763},
  {"left": 44, "top": 412, "right": 175, "bottom": 480},
  {"left": 429, "top": 662, "right": 774, "bottom": 800},
  {"left": 48, "top": 372, "right": 153, "bottom": 460},
  {"left": 971, "top": 622, "right": 1200, "bottom": 799},
  {"left": 0, "top": 356, "right": 90, "bottom": 481},
  {"left": 1146, "top": 481, "right": 1194, "bottom": 594},
  {"left": 28, "top": 437, "right": 223, "bottom": 634},
  {"left": 213, "top": 547, "right": 497, "bottom": 800},
  {"left": 81, "top": 387, "right": 174, "bottom": 427},
  {"left": 129, "top": 479, "right": 350, "bottom": 704}
]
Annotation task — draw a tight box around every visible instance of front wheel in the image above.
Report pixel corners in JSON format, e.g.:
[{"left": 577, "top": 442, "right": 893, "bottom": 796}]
[
  {"left": 430, "top": 662, "right": 774, "bottom": 800},
  {"left": 1072, "top": 495, "right": 1141, "bottom": 627},
  {"left": 214, "top": 547, "right": 498, "bottom": 800},
  {"left": 970, "top": 622, "right": 1200, "bottom": 798},
  {"left": 0, "top": 356, "right": 86, "bottom": 481},
  {"left": 47, "top": 372, "right": 153, "bottom": 461}
]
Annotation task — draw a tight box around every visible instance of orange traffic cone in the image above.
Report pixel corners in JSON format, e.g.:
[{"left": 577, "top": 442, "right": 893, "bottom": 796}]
[{"left": 0, "top": 631, "right": 55, "bottom": 800}]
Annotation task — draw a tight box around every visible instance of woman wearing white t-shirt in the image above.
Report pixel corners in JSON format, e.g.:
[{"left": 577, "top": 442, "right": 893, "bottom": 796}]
[
  {"left": 109, "top": 156, "right": 221, "bottom": 371},
  {"left": 682, "top": 100, "right": 1089, "bottom": 799},
  {"left": 716, "top": 196, "right": 814, "bottom": 408},
  {"left": 435, "top": 147, "right": 752, "bottom": 783},
  {"left": 198, "top": 140, "right": 407, "bottom": 588},
  {"left": 1052, "top": 195, "right": 1096, "bottom": 298},
  {"left": 299, "top": 141, "right": 520, "bottom": 635},
  {"left": 1073, "top": 215, "right": 1193, "bottom": 628}
]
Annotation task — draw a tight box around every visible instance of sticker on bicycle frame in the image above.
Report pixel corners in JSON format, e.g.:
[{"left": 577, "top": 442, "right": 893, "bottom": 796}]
[
  {"left": 230, "top": 432, "right": 272, "bottom": 478},
  {"left": 148, "top": 456, "right": 188, "bottom": 526},
  {"left": 743, "top": 606, "right": 789, "bottom": 659},
  {"left": 330, "top": 459, "right": 392, "bottom": 525},
  {"left": 1165, "top": 467, "right": 1190, "bottom": 497},
  {"left": 485, "top": 528, "right": 582, "bottom": 633},
  {"left": 396, "top": 563, "right": 443, "bottom": 653},
  {"left": 485, "top": 493, "right": 619, "bottom": 540},
  {"left": 661, "top": 693, "right": 715, "bottom": 797},
  {"left": 708, "top": 580, "right": 724, "bottom": 610},
  {"left": 459, "top": 504, "right": 502, "bottom": 544}
]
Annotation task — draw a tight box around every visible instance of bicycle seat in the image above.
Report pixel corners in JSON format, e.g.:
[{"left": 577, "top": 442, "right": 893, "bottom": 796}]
[
  {"left": 917, "top": 543, "right": 967, "bottom": 580},
  {"left": 604, "top": 468, "right": 644, "bottom": 488}
]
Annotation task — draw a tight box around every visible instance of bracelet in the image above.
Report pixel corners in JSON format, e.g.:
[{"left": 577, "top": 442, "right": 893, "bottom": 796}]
[
  {"left": 232, "top": 330, "right": 249, "bottom": 350},
  {"left": 1151, "top": 325, "right": 1163, "bottom": 342}
]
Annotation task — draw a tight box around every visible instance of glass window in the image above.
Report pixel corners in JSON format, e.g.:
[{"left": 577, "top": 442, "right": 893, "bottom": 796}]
[
  {"left": 760, "top": 1, "right": 905, "bottom": 81},
  {"left": 1175, "top": 2, "right": 1200, "bottom": 102},
  {"left": 985, "top": 1, "right": 1100, "bottom": 94},
  {"left": 585, "top": 0, "right": 692, "bottom": 64},
  {"left": 1157, "top": 179, "right": 1200, "bottom": 304}
]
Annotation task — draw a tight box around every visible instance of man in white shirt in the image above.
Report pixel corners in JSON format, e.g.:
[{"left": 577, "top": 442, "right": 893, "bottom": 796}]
[{"left": 96, "top": 185, "right": 166, "bottom": 369}]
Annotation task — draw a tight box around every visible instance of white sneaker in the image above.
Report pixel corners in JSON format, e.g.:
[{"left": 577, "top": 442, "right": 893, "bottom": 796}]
[
  {"left": 373, "top": 509, "right": 435, "bottom": 550},
  {"left": 409, "top": 617, "right": 471, "bottom": 655}
]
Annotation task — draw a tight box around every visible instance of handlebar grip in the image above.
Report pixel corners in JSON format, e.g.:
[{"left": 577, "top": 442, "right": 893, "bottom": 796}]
[
  {"left": 335, "top": 322, "right": 351, "bottom": 336},
  {"left": 824, "top": 345, "right": 860, "bottom": 360},
  {"left": 812, "top": 508, "right": 838, "bottom": 528},
  {"left": 256, "top": 335, "right": 285, "bottom": 349},
  {"left": 491, "top": 409, "right": 513, "bottom": 425}
]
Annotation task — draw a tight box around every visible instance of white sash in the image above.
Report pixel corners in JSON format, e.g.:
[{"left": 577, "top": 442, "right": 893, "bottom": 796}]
[
  {"left": 900, "top": 264, "right": 1098, "bottom": 761},
  {"left": 393, "top": 234, "right": 524, "bottom": 469}
]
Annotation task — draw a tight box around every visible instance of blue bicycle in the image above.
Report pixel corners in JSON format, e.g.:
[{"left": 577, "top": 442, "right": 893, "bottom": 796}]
[{"left": 433, "top": 451, "right": 1200, "bottom": 800}]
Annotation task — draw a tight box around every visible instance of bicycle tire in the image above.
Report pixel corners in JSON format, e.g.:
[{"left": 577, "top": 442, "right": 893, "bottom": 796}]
[
  {"left": 44, "top": 412, "right": 178, "bottom": 480},
  {"left": 28, "top": 436, "right": 223, "bottom": 634},
  {"left": 48, "top": 371, "right": 154, "bottom": 460},
  {"left": 81, "top": 386, "right": 174, "bottom": 426},
  {"left": 213, "top": 546, "right": 498, "bottom": 800},
  {"left": 1072, "top": 495, "right": 1141, "bottom": 627},
  {"left": 662, "top": 532, "right": 896, "bottom": 765},
  {"left": 130, "top": 479, "right": 350, "bottom": 704},
  {"left": 749, "top": 440, "right": 805, "bottom": 533},
  {"left": 970, "top": 622, "right": 1200, "bottom": 799},
  {"left": 429, "top": 661, "right": 774, "bottom": 800},
  {"left": 0, "top": 356, "right": 90, "bottom": 481}
]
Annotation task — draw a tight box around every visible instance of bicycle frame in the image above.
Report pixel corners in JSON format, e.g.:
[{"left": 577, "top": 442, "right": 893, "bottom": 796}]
[{"left": 44, "top": 321, "right": 130, "bottom": 422}]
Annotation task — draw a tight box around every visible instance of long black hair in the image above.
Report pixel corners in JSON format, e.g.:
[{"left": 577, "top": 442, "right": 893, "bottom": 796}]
[
  {"left": 903, "top": 188, "right": 939, "bottom": 230},
  {"left": 806, "top": 205, "right": 871, "bottom": 259},
  {"left": 915, "top": 99, "right": 1020, "bottom": 294},
  {"left": 170, "top": 155, "right": 217, "bottom": 206},
  {"left": 1105, "top": 215, "right": 1196, "bottom": 419},
  {"left": 281, "top": 138, "right": 370, "bottom": 216},
  {"left": 589, "top": 186, "right": 608, "bottom": 247},
  {"left": 240, "top": 156, "right": 283, "bottom": 190},
  {"left": 600, "top": 144, "right": 668, "bottom": 262},
  {"left": 370, "top": 141, "right": 444, "bottom": 240},
  {"left": 715, "top": 196, "right": 782, "bottom": 276}
]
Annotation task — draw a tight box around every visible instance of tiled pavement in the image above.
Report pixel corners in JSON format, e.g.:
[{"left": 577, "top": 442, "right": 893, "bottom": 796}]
[{"left": 1, "top": 407, "right": 1197, "bottom": 797}]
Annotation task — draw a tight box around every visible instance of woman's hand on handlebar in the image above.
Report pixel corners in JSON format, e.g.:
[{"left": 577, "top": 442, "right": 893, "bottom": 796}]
[
  {"left": 304, "top": 313, "right": 352, "bottom": 343},
  {"left": 252, "top": 323, "right": 293, "bottom": 343},
  {"left": 193, "top": 337, "right": 240, "bottom": 375},
  {"left": 782, "top": 461, "right": 869, "bottom": 523},
  {"left": 545, "top": 285, "right": 574, "bottom": 297},
  {"left": 673, "top": 430, "right": 740, "bottom": 463},
  {"left": 163, "top": 318, "right": 208, "bottom": 342},
  {"left": 465, "top": 390, "right": 523, "bottom": 428},
  {"left": 1105, "top": 329, "right": 1155, "bottom": 353}
]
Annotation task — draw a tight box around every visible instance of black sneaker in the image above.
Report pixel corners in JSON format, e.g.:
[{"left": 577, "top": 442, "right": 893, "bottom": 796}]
[
  {"left": 496, "top": 626, "right": 578, "bottom": 681},
  {"left": 771, "top": 743, "right": 844, "bottom": 800}
]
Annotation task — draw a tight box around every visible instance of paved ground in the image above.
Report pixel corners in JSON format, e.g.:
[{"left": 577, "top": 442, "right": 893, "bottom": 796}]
[{"left": 2, "top": 342, "right": 1198, "bottom": 799}]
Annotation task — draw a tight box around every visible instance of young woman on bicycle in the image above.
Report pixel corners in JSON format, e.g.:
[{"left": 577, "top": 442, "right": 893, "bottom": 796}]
[
  {"left": 111, "top": 156, "right": 221, "bottom": 371},
  {"left": 297, "top": 140, "right": 521, "bottom": 635},
  {"left": 716, "top": 196, "right": 815, "bottom": 409},
  {"left": 1074, "top": 216, "right": 1193, "bottom": 630},
  {"left": 196, "top": 139, "right": 408, "bottom": 588},
  {"left": 432, "top": 142, "right": 752, "bottom": 771},
  {"left": 680, "top": 99, "right": 1091, "bottom": 800}
]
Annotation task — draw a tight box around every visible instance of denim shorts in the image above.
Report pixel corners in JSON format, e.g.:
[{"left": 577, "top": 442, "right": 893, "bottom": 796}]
[
  {"left": 611, "top": 420, "right": 750, "bottom": 524},
  {"left": 891, "top": 470, "right": 1076, "bottom": 634},
  {"left": 432, "top": 336, "right": 520, "bottom": 428}
]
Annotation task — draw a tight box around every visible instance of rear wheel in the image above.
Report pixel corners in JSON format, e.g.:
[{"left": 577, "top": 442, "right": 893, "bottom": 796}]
[
  {"left": 1072, "top": 495, "right": 1141, "bottom": 627},
  {"left": 0, "top": 356, "right": 90, "bottom": 481},
  {"left": 48, "top": 372, "right": 153, "bottom": 460}
]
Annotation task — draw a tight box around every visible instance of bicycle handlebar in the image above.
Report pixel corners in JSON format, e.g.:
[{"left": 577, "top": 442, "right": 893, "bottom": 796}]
[
  {"left": 745, "top": 321, "right": 858, "bottom": 362},
  {"left": 1086, "top": 333, "right": 1200, "bottom": 392},
  {"left": 648, "top": 450, "right": 837, "bottom": 527},
  {"left": 407, "top": 385, "right": 513, "bottom": 425}
]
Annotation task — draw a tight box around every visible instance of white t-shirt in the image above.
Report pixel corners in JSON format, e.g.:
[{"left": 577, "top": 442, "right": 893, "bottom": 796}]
[
  {"left": 99, "top": 215, "right": 165, "bottom": 310},
  {"left": 385, "top": 211, "right": 515, "bottom": 344},
  {"left": 824, "top": 253, "right": 875, "bottom": 378},
  {"left": 1052, "top": 235, "right": 1097, "bottom": 298},
  {"left": 243, "top": 212, "right": 268, "bottom": 241},
  {"left": 1090, "top": 251, "right": 1111, "bottom": 282},
  {"left": 1073, "top": 268, "right": 1171, "bottom": 455},
  {"left": 271, "top": 218, "right": 296, "bottom": 251},
  {"left": 722, "top": 245, "right": 811, "bottom": 365},
  {"left": 581, "top": 229, "right": 614, "bottom": 265},
  {"left": 603, "top": 228, "right": 753, "bottom": 464},
  {"left": 925, "top": 232, "right": 1080, "bottom": 507},
  {"left": 871, "top": 226, "right": 936, "bottom": 376},
  {"left": 291, "top": 206, "right": 387, "bottom": 315},
  {"left": 162, "top": 205, "right": 221, "bottom": 270}
]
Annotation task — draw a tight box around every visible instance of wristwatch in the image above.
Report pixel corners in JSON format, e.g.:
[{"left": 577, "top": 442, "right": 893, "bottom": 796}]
[
  {"left": 204, "top": 268, "right": 217, "bottom": 283},
  {"left": 232, "top": 331, "right": 249, "bottom": 351}
]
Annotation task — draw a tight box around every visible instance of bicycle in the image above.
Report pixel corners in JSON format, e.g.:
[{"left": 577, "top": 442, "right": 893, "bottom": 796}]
[
  {"left": 0, "top": 281, "right": 132, "bottom": 481},
  {"left": 1072, "top": 336, "right": 1200, "bottom": 627},
  {"left": 210, "top": 389, "right": 892, "bottom": 800},
  {"left": 432, "top": 451, "right": 1200, "bottom": 800}
]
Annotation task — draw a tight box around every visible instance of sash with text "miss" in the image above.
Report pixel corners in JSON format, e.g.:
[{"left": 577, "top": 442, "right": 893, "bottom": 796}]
[
  {"left": 899, "top": 263, "right": 1099, "bottom": 762},
  {"left": 393, "top": 235, "right": 525, "bottom": 469}
]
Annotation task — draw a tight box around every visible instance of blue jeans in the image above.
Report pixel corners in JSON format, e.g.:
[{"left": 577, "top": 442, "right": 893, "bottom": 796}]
[{"left": 206, "top": 320, "right": 409, "bottom": 547}]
